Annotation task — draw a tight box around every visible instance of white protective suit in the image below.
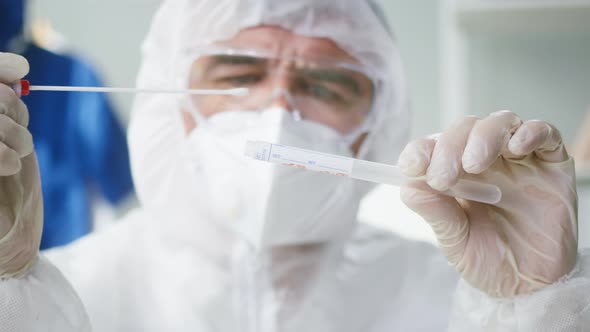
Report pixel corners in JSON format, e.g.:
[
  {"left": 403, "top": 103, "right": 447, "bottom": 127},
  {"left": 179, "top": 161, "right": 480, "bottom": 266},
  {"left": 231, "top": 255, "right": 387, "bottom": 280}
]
[{"left": 2, "top": 0, "right": 590, "bottom": 331}]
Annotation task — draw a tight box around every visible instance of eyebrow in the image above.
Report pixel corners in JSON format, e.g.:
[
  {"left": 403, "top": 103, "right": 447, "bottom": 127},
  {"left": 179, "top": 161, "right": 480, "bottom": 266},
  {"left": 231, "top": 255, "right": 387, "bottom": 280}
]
[
  {"left": 301, "top": 68, "right": 364, "bottom": 96},
  {"left": 202, "top": 55, "right": 267, "bottom": 75},
  {"left": 199, "top": 55, "right": 369, "bottom": 96}
]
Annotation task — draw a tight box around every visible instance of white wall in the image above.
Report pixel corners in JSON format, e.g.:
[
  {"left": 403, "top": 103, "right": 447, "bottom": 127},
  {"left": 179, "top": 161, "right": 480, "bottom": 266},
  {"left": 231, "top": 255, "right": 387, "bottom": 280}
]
[
  {"left": 468, "top": 30, "right": 590, "bottom": 145},
  {"left": 382, "top": 1, "right": 443, "bottom": 139},
  {"left": 29, "top": 0, "right": 162, "bottom": 124}
]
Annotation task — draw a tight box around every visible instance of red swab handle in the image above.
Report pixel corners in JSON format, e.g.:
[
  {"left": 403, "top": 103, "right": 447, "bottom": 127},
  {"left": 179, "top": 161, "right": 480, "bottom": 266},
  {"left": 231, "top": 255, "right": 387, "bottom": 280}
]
[{"left": 10, "top": 80, "right": 30, "bottom": 97}]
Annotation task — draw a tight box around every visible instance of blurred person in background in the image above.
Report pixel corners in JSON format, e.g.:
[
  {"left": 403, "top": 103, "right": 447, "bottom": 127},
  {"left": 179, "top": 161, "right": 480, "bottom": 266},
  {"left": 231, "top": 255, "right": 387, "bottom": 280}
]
[{"left": 0, "top": 0, "right": 135, "bottom": 249}]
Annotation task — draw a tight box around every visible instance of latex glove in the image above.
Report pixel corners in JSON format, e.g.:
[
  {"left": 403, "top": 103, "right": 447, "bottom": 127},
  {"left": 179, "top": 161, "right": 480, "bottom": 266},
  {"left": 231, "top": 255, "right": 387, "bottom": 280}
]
[
  {"left": 0, "top": 52, "right": 43, "bottom": 279},
  {"left": 398, "top": 111, "right": 577, "bottom": 298}
]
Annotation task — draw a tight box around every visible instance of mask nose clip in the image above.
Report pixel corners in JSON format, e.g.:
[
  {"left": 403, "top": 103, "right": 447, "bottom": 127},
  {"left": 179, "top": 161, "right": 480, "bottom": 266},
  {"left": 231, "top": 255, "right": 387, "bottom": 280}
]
[{"left": 268, "top": 88, "right": 302, "bottom": 121}]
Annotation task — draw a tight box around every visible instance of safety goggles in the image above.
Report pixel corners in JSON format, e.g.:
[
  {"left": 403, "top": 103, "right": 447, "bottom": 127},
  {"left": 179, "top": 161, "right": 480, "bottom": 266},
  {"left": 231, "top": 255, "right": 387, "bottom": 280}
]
[{"left": 181, "top": 46, "right": 378, "bottom": 137}]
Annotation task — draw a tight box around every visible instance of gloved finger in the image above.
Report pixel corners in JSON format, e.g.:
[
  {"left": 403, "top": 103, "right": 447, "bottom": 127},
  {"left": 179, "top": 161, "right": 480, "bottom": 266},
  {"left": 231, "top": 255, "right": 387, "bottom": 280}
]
[
  {"left": 0, "top": 52, "right": 29, "bottom": 83},
  {"left": 508, "top": 120, "right": 568, "bottom": 163},
  {"left": 398, "top": 137, "right": 436, "bottom": 177},
  {"left": 462, "top": 110, "right": 522, "bottom": 174},
  {"left": 426, "top": 116, "right": 479, "bottom": 191},
  {"left": 0, "top": 83, "right": 29, "bottom": 127},
  {"left": 0, "top": 141, "right": 22, "bottom": 176},
  {"left": 400, "top": 181, "right": 469, "bottom": 266},
  {"left": 0, "top": 114, "right": 33, "bottom": 157}
]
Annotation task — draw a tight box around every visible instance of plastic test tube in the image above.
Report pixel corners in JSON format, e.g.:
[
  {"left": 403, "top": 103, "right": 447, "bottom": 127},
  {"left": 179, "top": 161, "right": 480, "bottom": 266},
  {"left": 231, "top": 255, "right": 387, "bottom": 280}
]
[{"left": 245, "top": 140, "right": 502, "bottom": 205}]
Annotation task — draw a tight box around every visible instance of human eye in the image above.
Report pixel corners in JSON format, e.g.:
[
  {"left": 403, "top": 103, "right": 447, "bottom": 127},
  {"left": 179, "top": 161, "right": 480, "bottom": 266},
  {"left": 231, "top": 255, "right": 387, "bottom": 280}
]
[
  {"left": 302, "top": 81, "right": 346, "bottom": 104},
  {"left": 200, "top": 55, "right": 267, "bottom": 87},
  {"left": 216, "top": 73, "right": 264, "bottom": 86}
]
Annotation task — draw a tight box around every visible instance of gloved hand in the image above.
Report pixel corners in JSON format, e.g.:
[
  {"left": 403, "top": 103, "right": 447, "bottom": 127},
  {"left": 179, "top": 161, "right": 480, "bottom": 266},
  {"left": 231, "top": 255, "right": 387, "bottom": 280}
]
[
  {"left": 398, "top": 111, "right": 577, "bottom": 298},
  {"left": 0, "top": 52, "right": 43, "bottom": 279}
]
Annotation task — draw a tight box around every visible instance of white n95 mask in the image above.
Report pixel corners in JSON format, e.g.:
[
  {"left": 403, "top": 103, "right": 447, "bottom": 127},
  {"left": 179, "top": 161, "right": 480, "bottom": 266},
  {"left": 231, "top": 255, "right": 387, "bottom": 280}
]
[{"left": 182, "top": 107, "right": 361, "bottom": 249}]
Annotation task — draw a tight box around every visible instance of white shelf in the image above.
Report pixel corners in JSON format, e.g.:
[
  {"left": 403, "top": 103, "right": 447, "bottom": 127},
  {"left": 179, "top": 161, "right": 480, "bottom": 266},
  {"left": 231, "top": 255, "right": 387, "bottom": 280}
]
[
  {"left": 455, "top": 0, "right": 590, "bottom": 33},
  {"left": 457, "top": 0, "right": 590, "bottom": 12}
]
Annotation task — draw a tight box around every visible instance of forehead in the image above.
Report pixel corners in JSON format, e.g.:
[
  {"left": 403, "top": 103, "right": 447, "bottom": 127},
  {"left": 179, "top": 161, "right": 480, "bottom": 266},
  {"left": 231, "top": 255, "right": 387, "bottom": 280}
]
[{"left": 216, "top": 25, "right": 360, "bottom": 64}]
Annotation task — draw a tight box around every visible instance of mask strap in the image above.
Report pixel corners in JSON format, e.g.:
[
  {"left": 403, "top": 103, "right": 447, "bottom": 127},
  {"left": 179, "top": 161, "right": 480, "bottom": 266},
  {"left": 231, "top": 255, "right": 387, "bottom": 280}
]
[
  {"left": 182, "top": 96, "right": 207, "bottom": 126},
  {"left": 340, "top": 112, "right": 376, "bottom": 146}
]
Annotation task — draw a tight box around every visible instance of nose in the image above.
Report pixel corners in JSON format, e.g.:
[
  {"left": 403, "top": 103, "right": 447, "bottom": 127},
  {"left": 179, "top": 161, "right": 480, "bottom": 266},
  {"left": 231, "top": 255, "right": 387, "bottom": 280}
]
[
  {"left": 266, "top": 68, "right": 299, "bottom": 112},
  {"left": 267, "top": 88, "right": 302, "bottom": 121},
  {"left": 269, "top": 88, "right": 295, "bottom": 111}
]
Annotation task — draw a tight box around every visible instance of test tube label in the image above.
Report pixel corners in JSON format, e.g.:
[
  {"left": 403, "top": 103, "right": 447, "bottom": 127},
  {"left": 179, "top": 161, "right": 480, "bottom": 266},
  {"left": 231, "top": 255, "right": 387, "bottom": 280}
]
[
  {"left": 255, "top": 142, "right": 272, "bottom": 161},
  {"left": 267, "top": 144, "right": 354, "bottom": 177}
]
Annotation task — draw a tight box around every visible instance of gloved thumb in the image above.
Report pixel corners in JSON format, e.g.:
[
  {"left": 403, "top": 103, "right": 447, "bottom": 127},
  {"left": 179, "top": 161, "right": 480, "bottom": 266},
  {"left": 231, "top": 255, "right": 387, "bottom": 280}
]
[
  {"left": 0, "top": 53, "right": 30, "bottom": 83},
  {"left": 400, "top": 181, "right": 469, "bottom": 266}
]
